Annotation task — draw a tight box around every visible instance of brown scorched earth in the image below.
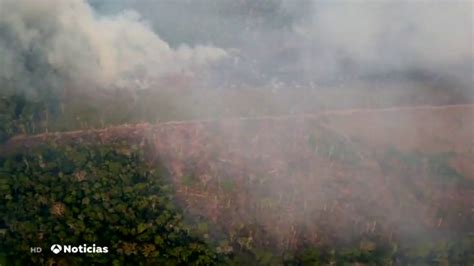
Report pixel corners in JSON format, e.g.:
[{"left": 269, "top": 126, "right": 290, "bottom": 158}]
[{"left": 2, "top": 104, "right": 474, "bottom": 251}]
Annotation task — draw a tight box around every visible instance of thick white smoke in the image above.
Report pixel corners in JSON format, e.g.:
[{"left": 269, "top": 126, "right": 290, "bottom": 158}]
[
  {"left": 296, "top": 1, "right": 472, "bottom": 65},
  {"left": 0, "top": 0, "right": 226, "bottom": 94},
  {"left": 292, "top": 1, "right": 473, "bottom": 90},
  {"left": 80, "top": 0, "right": 472, "bottom": 96}
]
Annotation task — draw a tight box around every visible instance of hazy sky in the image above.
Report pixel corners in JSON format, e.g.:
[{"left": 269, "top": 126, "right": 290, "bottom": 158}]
[
  {"left": 1, "top": 0, "right": 472, "bottom": 95},
  {"left": 89, "top": 0, "right": 473, "bottom": 88}
]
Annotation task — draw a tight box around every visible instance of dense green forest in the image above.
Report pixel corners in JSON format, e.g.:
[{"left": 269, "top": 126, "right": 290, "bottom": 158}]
[
  {"left": 0, "top": 127, "right": 472, "bottom": 264},
  {"left": 0, "top": 92, "right": 473, "bottom": 265},
  {"left": 0, "top": 143, "right": 222, "bottom": 265},
  {"left": 2, "top": 142, "right": 472, "bottom": 265},
  {"left": 1, "top": 0, "right": 472, "bottom": 263}
]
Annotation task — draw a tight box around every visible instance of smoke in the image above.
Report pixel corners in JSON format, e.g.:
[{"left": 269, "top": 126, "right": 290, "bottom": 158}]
[
  {"left": 292, "top": 1, "right": 473, "bottom": 87},
  {"left": 2, "top": 0, "right": 470, "bottom": 99},
  {"left": 0, "top": 0, "right": 472, "bottom": 256},
  {"left": 0, "top": 0, "right": 226, "bottom": 96},
  {"left": 89, "top": 0, "right": 473, "bottom": 100}
]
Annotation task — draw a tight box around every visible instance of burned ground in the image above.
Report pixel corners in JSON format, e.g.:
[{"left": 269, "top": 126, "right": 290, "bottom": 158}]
[{"left": 3, "top": 105, "right": 473, "bottom": 260}]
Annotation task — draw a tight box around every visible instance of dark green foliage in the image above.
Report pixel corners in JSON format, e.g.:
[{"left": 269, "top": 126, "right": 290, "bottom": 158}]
[
  {"left": 0, "top": 94, "right": 52, "bottom": 141},
  {"left": 1, "top": 143, "right": 470, "bottom": 265},
  {"left": 1, "top": 94, "right": 472, "bottom": 265},
  {"left": 0, "top": 144, "right": 220, "bottom": 265}
]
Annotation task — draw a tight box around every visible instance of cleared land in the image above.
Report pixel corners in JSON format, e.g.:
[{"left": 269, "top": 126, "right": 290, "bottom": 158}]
[{"left": 2, "top": 104, "right": 473, "bottom": 252}]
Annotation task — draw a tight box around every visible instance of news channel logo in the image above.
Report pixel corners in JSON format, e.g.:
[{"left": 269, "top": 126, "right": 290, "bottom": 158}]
[{"left": 30, "top": 244, "right": 108, "bottom": 254}]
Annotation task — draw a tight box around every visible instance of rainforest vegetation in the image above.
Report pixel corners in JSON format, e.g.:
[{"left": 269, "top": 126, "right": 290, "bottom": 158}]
[
  {"left": 1, "top": 142, "right": 472, "bottom": 265},
  {"left": 0, "top": 92, "right": 473, "bottom": 265},
  {"left": 1, "top": 0, "right": 472, "bottom": 264}
]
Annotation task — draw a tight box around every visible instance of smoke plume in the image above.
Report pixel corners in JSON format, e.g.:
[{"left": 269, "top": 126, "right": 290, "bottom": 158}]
[
  {"left": 0, "top": 0, "right": 226, "bottom": 97},
  {"left": 292, "top": 1, "right": 473, "bottom": 88},
  {"left": 89, "top": 0, "right": 473, "bottom": 100}
]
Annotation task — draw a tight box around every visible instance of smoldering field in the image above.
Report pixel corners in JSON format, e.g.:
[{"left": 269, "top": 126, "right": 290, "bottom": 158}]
[{"left": 0, "top": 0, "right": 473, "bottom": 263}]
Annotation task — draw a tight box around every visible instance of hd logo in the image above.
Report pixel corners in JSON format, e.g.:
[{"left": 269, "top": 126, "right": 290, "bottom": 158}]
[{"left": 50, "top": 244, "right": 108, "bottom": 254}]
